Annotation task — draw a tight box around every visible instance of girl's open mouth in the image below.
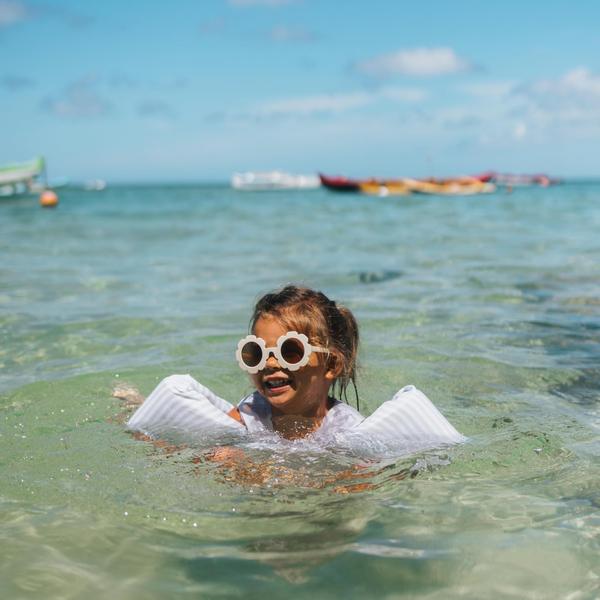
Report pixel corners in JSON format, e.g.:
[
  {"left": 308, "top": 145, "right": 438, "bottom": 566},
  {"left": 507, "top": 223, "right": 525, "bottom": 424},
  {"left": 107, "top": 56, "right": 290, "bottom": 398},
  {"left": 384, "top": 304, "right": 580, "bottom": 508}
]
[{"left": 263, "top": 377, "right": 292, "bottom": 394}]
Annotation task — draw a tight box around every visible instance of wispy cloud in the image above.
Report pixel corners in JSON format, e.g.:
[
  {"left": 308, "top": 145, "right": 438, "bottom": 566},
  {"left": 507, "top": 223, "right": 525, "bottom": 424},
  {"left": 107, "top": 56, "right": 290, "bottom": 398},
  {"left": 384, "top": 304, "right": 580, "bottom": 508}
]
[
  {"left": 269, "top": 24, "right": 316, "bottom": 42},
  {"left": 258, "top": 92, "right": 372, "bottom": 116},
  {"left": 42, "top": 77, "right": 111, "bottom": 118},
  {"left": 429, "top": 67, "right": 600, "bottom": 145},
  {"left": 1, "top": 74, "right": 35, "bottom": 90},
  {"left": 517, "top": 67, "right": 600, "bottom": 109},
  {"left": 0, "top": 0, "right": 90, "bottom": 28},
  {"left": 460, "top": 81, "right": 515, "bottom": 98},
  {"left": 0, "top": 0, "right": 30, "bottom": 26},
  {"left": 507, "top": 67, "right": 600, "bottom": 140},
  {"left": 246, "top": 86, "right": 427, "bottom": 119},
  {"left": 109, "top": 74, "right": 138, "bottom": 89},
  {"left": 355, "top": 47, "right": 473, "bottom": 78},
  {"left": 137, "top": 100, "right": 176, "bottom": 119}
]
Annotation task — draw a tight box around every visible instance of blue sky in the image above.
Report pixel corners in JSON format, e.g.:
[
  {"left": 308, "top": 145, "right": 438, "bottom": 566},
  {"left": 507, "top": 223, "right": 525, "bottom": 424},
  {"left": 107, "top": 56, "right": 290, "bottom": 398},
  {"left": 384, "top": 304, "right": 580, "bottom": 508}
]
[{"left": 2, "top": 0, "right": 600, "bottom": 182}]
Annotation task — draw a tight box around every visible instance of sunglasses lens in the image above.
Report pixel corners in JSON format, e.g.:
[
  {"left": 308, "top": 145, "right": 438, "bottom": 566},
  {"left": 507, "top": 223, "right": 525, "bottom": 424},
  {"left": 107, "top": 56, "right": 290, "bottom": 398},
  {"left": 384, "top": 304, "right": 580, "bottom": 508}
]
[
  {"left": 241, "top": 341, "right": 263, "bottom": 368},
  {"left": 280, "top": 337, "right": 306, "bottom": 365}
]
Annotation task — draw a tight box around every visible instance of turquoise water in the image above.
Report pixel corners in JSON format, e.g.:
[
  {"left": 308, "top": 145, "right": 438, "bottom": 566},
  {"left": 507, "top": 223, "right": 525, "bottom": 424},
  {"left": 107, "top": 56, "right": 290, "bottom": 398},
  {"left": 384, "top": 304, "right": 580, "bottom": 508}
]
[{"left": 1, "top": 184, "right": 599, "bottom": 598}]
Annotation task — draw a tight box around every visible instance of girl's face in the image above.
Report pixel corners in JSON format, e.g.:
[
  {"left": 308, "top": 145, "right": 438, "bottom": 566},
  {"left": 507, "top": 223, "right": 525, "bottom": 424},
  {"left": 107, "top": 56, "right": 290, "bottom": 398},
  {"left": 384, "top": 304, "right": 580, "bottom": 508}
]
[{"left": 250, "top": 315, "right": 336, "bottom": 417}]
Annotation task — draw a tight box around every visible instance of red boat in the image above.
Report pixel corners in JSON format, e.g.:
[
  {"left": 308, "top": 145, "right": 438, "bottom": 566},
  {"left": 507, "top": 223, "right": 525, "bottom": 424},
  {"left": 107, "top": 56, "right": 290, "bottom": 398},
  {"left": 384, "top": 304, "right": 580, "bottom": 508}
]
[{"left": 318, "top": 173, "right": 361, "bottom": 192}]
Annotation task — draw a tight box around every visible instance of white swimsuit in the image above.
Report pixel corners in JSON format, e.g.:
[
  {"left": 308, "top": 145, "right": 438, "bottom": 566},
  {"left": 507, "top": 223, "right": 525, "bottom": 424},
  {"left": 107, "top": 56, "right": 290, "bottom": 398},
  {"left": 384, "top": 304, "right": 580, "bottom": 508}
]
[{"left": 127, "top": 374, "right": 465, "bottom": 456}]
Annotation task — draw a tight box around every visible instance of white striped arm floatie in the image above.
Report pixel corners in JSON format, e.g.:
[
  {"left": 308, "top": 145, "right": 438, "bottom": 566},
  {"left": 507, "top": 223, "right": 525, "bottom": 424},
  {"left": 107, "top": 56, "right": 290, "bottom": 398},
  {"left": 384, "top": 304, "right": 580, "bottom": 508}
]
[
  {"left": 337, "top": 385, "right": 466, "bottom": 456},
  {"left": 126, "top": 376, "right": 465, "bottom": 456},
  {"left": 126, "top": 374, "right": 246, "bottom": 442}
]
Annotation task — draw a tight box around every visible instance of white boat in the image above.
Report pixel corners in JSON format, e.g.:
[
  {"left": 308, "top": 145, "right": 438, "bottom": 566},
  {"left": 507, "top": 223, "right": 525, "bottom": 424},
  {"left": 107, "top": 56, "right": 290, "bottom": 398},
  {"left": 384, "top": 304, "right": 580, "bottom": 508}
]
[
  {"left": 0, "top": 157, "right": 46, "bottom": 197},
  {"left": 84, "top": 179, "right": 107, "bottom": 191},
  {"left": 231, "top": 171, "right": 321, "bottom": 191}
]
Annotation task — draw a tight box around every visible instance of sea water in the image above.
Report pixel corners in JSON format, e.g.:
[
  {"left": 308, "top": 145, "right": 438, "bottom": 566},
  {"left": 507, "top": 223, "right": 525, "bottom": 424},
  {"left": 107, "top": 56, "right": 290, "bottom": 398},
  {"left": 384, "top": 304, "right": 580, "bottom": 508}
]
[{"left": 0, "top": 183, "right": 599, "bottom": 598}]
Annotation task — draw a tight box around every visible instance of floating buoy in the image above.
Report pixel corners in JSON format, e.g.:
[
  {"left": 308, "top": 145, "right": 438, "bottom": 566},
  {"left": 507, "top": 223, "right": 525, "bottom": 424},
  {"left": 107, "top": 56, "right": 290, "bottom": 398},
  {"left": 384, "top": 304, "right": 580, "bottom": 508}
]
[{"left": 39, "top": 189, "right": 58, "bottom": 208}]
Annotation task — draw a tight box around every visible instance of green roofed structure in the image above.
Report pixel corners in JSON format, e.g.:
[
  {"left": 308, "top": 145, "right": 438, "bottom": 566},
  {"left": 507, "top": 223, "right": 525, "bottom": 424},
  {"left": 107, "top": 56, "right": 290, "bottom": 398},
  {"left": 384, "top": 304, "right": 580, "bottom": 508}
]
[{"left": 0, "top": 157, "right": 46, "bottom": 197}]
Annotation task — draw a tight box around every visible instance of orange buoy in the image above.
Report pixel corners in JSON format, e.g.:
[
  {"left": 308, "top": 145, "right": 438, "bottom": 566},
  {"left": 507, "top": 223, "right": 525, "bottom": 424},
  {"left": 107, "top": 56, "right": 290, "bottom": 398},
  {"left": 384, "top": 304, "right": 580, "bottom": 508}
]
[{"left": 39, "top": 189, "right": 58, "bottom": 208}]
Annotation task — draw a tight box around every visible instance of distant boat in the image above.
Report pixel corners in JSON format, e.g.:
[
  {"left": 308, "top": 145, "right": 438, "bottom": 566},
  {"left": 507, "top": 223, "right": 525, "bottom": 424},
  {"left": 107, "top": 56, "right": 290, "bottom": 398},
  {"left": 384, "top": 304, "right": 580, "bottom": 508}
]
[
  {"left": 320, "top": 172, "right": 496, "bottom": 196},
  {"left": 0, "top": 156, "right": 46, "bottom": 198},
  {"left": 474, "top": 171, "right": 559, "bottom": 187},
  {"left": 232, "top": 171, "right": 320, "bottom": 191},
  {"left": 402, "top": 177, "right": 496, "bottom": 196},
  {"left": 358, "top": 179, "right": 411, "bottom": 196},
  {"left": 318, "top": 173, "right": 361, "bottom": 192},
  {"left": 232, "top": 171, "right": 321, "bottom": 191},
  {"left": 83, "top": 179, "right": 107, "bottom": 191}
]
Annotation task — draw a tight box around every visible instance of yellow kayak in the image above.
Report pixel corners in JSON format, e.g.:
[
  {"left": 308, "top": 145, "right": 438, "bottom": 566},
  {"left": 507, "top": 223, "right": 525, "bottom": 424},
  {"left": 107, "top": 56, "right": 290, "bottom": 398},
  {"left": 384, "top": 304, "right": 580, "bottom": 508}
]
[{"left": 359, "top": 180, "right": 412, "bottom": 196}]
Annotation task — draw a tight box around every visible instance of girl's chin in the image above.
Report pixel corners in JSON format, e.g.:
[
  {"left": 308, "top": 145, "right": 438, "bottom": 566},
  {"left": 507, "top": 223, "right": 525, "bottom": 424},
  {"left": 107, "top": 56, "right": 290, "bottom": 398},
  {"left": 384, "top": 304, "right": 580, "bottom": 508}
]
[
  {"left": 263, "top": 388, "right": 293, "bottom": 402},
  {"left": 261, "top": 387, "right": 297, "bottom": 407},
  {"left": 260, "top": 381, "right": 293, "bottom": 397}
]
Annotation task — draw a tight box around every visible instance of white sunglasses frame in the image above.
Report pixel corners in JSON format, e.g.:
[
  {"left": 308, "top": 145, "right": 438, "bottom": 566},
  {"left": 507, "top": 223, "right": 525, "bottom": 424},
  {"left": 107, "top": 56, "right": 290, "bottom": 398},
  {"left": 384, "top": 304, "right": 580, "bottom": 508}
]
[{"left": 236, "top": 330, "right": 328, "bottom": 374}]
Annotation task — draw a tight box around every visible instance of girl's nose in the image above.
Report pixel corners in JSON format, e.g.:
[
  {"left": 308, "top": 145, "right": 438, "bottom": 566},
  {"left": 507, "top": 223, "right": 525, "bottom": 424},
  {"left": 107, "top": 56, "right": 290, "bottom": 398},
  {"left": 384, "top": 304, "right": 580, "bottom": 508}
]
[{"left": 264, "top": 350, "right": 281, "bottom": 368}]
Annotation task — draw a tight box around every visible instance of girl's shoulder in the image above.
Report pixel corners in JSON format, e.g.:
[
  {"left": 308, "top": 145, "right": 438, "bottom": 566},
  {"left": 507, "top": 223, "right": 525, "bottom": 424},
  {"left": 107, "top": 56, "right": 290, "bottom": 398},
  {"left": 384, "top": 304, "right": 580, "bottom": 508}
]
[
  {"left": 312, "top": 398, "right": 364, "bottom": 439},
  {"left": 236, "top": 391, "right": 273, "bottom": 432}
]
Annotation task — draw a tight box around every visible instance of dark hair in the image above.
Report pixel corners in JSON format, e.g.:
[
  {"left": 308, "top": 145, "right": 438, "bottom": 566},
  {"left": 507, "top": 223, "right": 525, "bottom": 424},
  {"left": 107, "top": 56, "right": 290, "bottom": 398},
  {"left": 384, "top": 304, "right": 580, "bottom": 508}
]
[{"left": 250, "top": 285, "right": 360, "bottom": 408}]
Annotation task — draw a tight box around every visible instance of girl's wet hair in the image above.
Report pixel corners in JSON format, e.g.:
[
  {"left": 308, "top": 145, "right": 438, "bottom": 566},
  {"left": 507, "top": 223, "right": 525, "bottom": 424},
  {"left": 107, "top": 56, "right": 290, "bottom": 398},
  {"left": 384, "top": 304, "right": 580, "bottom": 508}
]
[{"left": 250, "top": 285, "right": 360, "bottom": 407}]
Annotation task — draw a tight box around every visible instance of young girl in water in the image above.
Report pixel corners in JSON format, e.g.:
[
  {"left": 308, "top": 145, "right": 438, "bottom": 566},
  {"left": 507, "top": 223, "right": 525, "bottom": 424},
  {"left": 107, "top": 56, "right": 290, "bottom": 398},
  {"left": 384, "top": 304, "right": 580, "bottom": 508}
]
[
  {"left": 227, "top": 284, "right": 362, "bottom": 439},
  {"left": 125, "top": 284, "right": 463, "bottom": 449}
]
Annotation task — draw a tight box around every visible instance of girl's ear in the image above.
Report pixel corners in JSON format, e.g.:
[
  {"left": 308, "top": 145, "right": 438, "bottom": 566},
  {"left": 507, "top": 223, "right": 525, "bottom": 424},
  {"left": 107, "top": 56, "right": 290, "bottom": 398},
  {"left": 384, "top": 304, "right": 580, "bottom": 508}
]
[{"left": 325, "top": 351, "right": 344, "bottom": 380}]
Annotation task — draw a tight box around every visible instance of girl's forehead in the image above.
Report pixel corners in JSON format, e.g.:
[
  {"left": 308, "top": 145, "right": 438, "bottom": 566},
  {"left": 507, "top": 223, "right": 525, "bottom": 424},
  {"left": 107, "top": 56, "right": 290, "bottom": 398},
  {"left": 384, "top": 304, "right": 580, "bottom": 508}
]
[
  {"left": 253, "top": 315, "right": 289, "bottom": 339},
  {"left": 253, "top": 313, "right": 317, "bottom": 340}
]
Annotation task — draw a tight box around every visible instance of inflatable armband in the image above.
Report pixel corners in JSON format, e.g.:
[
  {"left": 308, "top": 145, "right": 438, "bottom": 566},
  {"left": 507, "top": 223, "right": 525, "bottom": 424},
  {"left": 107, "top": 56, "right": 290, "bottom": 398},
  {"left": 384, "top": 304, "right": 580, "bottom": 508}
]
[
  {"left": 127, "top": 375, "right": 246, "bottom": 443},
  {"left": 127, "top": 375, "right": 465, "bottom": 456}
]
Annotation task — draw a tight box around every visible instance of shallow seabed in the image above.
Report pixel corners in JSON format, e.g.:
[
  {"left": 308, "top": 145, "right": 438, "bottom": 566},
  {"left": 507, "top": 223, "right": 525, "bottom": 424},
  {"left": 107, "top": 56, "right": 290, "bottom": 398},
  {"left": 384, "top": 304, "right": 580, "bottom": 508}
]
[{"left": 1, "top": 184, "right": 599, "bottom": 598}]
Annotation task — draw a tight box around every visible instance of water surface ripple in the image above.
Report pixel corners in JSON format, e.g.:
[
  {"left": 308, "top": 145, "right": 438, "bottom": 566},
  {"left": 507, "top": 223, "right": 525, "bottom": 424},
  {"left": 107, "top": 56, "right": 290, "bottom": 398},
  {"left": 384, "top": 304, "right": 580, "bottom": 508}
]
[{"left": 1, "top": 184, "right": 599, "bottom": 598}]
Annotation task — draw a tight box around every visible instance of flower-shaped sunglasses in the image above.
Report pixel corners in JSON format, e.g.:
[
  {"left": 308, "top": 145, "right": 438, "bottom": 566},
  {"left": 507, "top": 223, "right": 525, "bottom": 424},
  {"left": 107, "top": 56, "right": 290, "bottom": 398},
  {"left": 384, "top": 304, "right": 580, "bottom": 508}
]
[{"left": 236, "top": 331, "right": 328, "bottom": 374}]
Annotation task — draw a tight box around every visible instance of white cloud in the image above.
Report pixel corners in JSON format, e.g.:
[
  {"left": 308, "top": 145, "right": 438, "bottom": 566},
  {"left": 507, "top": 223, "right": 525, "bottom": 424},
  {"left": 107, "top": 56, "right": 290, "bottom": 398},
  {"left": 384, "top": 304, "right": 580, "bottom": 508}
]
[
  {"left": 355, "top": 47, "right": 472, "bottom": 78},
  {"left": 253, "top": 86, "right": 427, "bottom": 118},
  {"left": 0, "top": 0, "right": 89, "bottom": 28},
  {"left": 512, "top": 67, "right": 600, "bottom": 135},
  {"left": 258, "top": 92, "right": 372, "bottom": 116},
  {"left": 520, "top": 67, "right": 600, "bottom": 106},
  {"left": 0, "top": 0, "right": 28, "bottom": 26}
]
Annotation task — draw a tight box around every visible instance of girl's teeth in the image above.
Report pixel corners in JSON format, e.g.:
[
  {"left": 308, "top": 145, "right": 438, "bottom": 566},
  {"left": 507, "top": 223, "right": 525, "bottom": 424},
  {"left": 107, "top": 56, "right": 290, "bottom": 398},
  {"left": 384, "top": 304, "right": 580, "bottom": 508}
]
[{"left": 266, "top": 379, "right": 288, "bottom": 388}]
